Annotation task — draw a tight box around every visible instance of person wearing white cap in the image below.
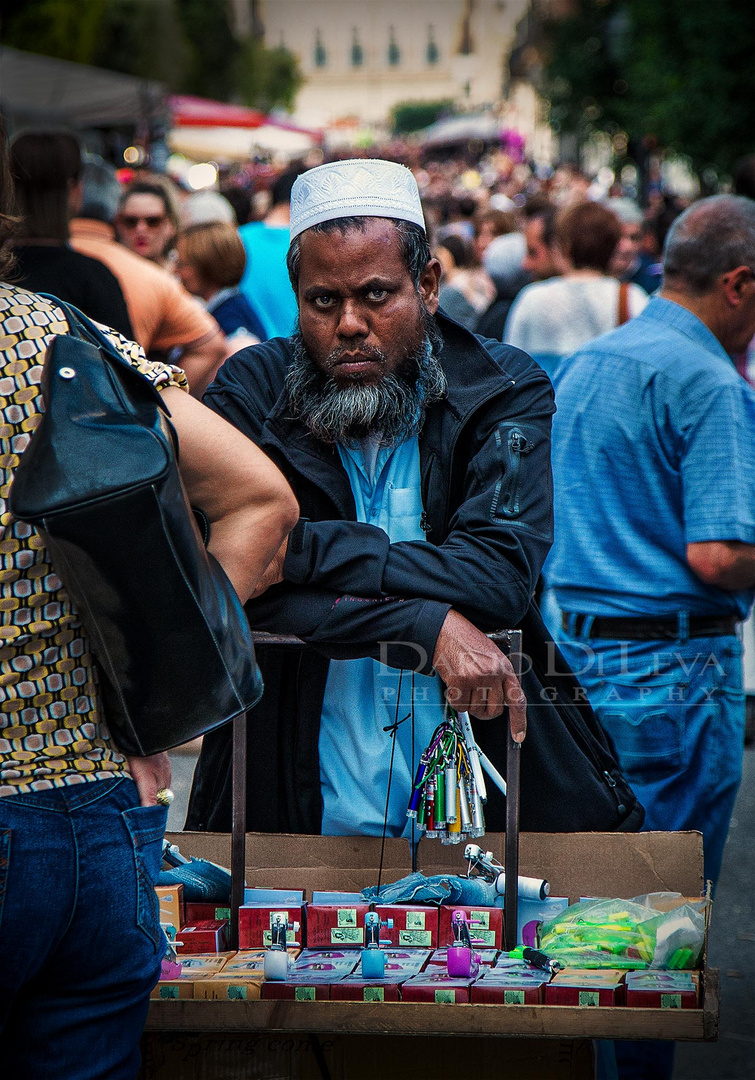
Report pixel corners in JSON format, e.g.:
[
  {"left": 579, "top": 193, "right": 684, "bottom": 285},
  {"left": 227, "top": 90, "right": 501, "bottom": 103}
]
[{"left": 186, "top": 158, "right": 642, "bottom": 840}]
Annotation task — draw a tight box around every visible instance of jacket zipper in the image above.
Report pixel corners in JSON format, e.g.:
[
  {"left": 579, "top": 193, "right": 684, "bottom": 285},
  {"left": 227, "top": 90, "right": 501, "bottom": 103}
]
[{"left": 499, "top": 427, "right": 533, "bottom": 517}]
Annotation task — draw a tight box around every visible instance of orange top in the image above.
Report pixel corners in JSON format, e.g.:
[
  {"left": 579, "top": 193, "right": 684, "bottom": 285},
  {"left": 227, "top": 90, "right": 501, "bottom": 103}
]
[{"left": 69, "top": 218, "right": 217, "bottom": 353}]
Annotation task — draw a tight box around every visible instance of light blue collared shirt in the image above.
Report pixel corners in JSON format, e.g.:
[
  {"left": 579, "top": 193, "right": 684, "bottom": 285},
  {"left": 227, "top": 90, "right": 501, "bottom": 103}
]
[
  {"left": 547, "top": 296, "right": 755, "bottom": 618},
  {"left": 318, "top": 435, "right": 445, "bottom": 837}
]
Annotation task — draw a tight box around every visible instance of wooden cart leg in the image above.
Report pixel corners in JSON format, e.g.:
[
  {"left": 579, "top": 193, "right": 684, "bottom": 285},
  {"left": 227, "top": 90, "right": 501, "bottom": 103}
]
[
  {"left": 230, "top": 710, "right": 247, "bottom": 951},
  {"left": 503, "top": 629, "right": 522, "bottom": 951}
]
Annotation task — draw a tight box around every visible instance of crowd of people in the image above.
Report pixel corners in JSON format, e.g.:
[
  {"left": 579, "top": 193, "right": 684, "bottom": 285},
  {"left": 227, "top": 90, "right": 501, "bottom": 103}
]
[{"left": 3, "top": 122, "right": 755, "bottom": 1080}]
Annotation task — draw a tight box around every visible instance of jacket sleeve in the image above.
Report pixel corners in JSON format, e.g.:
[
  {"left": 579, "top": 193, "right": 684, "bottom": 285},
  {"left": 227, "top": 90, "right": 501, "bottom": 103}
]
[
  {"left": 283, "top": 370, "right": 554, "bottom": 631},
  {"left": 246, "top": 585, "right": 450, "bottom": 674}
]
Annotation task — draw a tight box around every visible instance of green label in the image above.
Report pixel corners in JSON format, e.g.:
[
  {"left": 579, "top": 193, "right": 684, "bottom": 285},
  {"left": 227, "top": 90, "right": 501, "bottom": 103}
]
[
  {"left": 470, "top": 910, "right": 490, "bottom": 929},
  {"left": 215, "top": 907, "right": 231, "bottom": 921},
  {"left": 476, "top": 930, "right": 496, "bottom": 946},
  {"left": 227, "top": 985, "right": 247, "bottom": 1000},
  {"left": 578, "top": 991, "right": 600, "bottom": 1007},
  {"left": 331, "top": 926, "right": 364, "bottom": 944},
  {"left": 504, "top": 990, "right": 526, "bottom": 1005},
  {"left": 364, "top": 987, "right": 384, "bottom": 1002},
  {"left": 263, "top": 929, "right": 296, "bottom": 946},
  {"left": 159, "top": 985, "right": 179, "bottom": 999},
  {"left": 405, "top": 911, "right": 426, "bottom": 930},
  {"left": 661, "top": 993, "right": 682, "bottom": 1009},
  {"left": 295, "top": 987, "right": 316, "bottom": 1001},
  {"left": 269, "top": 910, "right": 291, "bottom": 927},
  {"left": 399, "top": 930, "right": 432, "bottom": 947},
  {"left": 337, "top": 908, "right": 357, "bottom": 927},
  {"left": 435, "top": 989, "right": 456, "bottom": 1003}
]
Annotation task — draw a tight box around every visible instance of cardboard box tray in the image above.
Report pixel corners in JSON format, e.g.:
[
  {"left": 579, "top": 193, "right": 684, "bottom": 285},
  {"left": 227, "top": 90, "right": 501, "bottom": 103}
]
[{"left": 146, "top": 830, "right": 718, "bottom": 1042}]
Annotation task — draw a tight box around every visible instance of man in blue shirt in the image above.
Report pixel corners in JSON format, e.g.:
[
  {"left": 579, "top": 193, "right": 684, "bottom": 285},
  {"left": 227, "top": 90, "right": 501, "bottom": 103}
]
[
  {"left": 237, "top": 169, "right": 300, "bottom": 339},
  {"left": 549, "top": 195, "right": 755, "bottom": 890}
]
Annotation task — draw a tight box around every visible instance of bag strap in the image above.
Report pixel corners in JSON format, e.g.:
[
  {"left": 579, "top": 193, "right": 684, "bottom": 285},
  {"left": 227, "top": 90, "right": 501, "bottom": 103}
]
[
  {"left": 617, "top": 281, "right": 630, "bottom": 326},
  {"left": 37, "top": 294, "right": 165, "bottom": 406}
]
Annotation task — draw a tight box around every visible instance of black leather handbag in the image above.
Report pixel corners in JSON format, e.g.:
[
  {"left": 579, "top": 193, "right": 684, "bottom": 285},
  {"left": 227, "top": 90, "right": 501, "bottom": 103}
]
[{"left": 8, "top": 300, "right": 263, "bottom": 756}]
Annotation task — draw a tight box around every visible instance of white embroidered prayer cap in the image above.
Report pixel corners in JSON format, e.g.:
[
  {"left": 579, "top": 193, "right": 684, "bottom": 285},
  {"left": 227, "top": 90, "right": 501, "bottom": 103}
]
[{"left": 289, "top": 158, "right": 425, "bottom": 241}]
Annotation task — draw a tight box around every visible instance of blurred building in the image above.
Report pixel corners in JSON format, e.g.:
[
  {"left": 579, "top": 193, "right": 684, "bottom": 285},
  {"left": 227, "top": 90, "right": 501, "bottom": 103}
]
[{"left": 253, "top": 0, "right": 529, "bottom": 129}]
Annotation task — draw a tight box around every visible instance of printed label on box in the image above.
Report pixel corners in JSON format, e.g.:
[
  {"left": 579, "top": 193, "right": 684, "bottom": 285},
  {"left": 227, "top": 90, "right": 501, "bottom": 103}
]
[
  {"left": 226, "top": 985, "right": 247, "bottom": 1000},
  {"left": 295, "top": 987, "right": 316, "bottom": 1001},
  {"left": 504, "top": 990, "right": 525, "bottom": 1004},
  {"left": 215, "top": 908, "right": 230, "bottom": 921},
  {"left": 661, "top": 994, "right": 682, "bottom": 1009},
  {"left": 269, "top": 910, "right": 291, "bottom": 927},
  {"left": 470, "top": 910, "right": 490, "bottom": 929},
  {"left": 331, "top": 927, "right": 364, "bottom": 945},
  {"left": 405, "top": 911, "right": 426, "bottom": 930},
  {"left": 262, "top": 930, "right": 296, "bottom": 947},
  {"left": 364, "top": 987, "right": 384, "bottom": 1002},
  {"left": 579, "top": 991, "right": 600, "bottom": 1007},
  {"left": 337, "top": 908, "right": 357, "bottom": 927},
  {"left": 399, "top": 930, "right": 432, "bottom": 947},
  {"left": 159, "top": 985, "right": 179, "bottom": 999},
  {"left": 435, "top": 989, "right": 455, "bottom": 1003},
  {"left": 476, "top": 930, "right": 496, "bottom": 946}
]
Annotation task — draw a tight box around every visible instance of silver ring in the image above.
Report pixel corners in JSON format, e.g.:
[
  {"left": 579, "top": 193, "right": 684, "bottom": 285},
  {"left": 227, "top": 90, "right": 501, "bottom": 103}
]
[{"left": 155, "top": 788, "right": 174, "bottom": 806}]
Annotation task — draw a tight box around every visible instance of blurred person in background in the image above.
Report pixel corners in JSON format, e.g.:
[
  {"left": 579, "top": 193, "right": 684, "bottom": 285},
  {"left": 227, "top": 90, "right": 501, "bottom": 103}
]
[
  {"left": 237, "top": 166, "right": 302, "bottom": 339},
  {"left": 608, "top": 196, "right": 663, "bottom": 295},
  {"left": 505, "top": 201, "right": 648, "bottom": 380},
  {"left": 9, "top": 131, "right": 133, "bottom": 338},
  {"left": 176, "top": 220, "right": 265, "bottom": 350},
  {"left": 70, "top": 157, "right": 227, "bottom": 397},
  {"left": 0, "top": 121, "right": 298, "bottom": 1079},
  {"left": 436, "top": 233, "right": 496, "bottom": 332},
  {"left": 521, "top": 198, "right": 562, "bottom": 282},
  {"left": 476, "top": 231, "right": 529, "bottom": 340},
  {"left": 116, "top": 180, "right": 180, "bottom": 271},
  {"left": 181, "top": 190, "right": 236, "bottom": 229},
  {"left": 472, "top": 207, "right": 518, "bottom": 263}
]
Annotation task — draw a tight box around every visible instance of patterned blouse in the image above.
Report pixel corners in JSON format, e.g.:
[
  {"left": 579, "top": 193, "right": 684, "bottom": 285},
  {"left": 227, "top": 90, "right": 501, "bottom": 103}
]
[{"left": 0, "top": 284, "right": 188, "bottom": 796}]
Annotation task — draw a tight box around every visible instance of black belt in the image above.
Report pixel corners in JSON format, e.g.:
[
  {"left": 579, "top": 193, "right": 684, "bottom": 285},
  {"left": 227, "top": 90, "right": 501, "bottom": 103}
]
[{"left": 561, "top": 612, "right": 738, "bottom": 641}]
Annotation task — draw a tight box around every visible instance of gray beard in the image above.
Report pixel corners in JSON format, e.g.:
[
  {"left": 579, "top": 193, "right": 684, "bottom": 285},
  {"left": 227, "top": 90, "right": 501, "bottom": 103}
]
[{"left": 285, "top": 327, "right": 447, "bottom": 447}]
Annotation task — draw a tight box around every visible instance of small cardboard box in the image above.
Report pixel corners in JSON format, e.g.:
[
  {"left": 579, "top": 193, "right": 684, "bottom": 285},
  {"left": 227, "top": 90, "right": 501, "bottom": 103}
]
[
  {"left": 471, "top": 969, "right": 551, "bottom": 1005},
  {"left": 172, "top": 953, "right": 232, "bottom": 979},
  {"left": 261, "top": 982, "right": 332, "bottom": 1001},
  {"left": 307, "top": 901, "right": 370, "bottom": 948},
  {"left": 183, "top": 902, "right": 231, "bottom": 924},
  {"left": 625, "top": 970, "right": 699, "bottom": 1010},
  {"left": 238, "top": 904, "right": 305, "bottom": 949},
  {"left": 401, "top": 971, "right": 473, "bottom": 1003},
  {"left": 545, "top": 969, "right": 626, "bottom": 1008},
  {"left": 374, "top": 905, "right": 439, "bottom": 949},
  {"left": 155, "top": 884, "right": 184, "bottom": 937},
  {"left": 194, "top": 979, "right": 262, "bottom": 1001},
  {"left": 175, "top": 919, "right": 228, "bottom": 954},
  {"left": 437, "top": 905, "right": 503, "bottom": 949},
  {"left": 331, "top": 978, "right": 402, "bottom": 1002},
  {"left": 150, "top": 980, "right": 194, "bottom": 1000}
]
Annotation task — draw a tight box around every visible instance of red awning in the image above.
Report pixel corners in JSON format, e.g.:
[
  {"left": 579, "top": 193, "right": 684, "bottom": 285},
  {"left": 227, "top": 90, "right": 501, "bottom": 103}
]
[{"left": 169, "top": 94, "right": 266, "bottom": 129}]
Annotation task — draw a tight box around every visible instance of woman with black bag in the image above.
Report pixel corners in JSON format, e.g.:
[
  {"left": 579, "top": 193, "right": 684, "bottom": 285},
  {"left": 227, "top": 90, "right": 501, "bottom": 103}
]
[{"left": 0, "top": 125, "right": 298, "bottom": 1080}]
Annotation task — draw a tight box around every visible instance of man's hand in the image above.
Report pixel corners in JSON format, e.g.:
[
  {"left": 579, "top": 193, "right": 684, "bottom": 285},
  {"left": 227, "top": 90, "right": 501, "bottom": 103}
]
[
  {"left": 250, "top": 537, "right": 288, "bottom": 597},
  {"left": 432, "top": 609, "right": 527, "bottom": 741},
  {"left": 127, "top": 752, "right": 172, "bottom": 806}
]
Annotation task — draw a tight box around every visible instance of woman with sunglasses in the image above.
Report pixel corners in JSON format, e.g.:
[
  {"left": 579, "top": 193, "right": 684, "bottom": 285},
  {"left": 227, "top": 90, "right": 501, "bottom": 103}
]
[{"left": 116, "top": 181, "right": 180, "bottom": 270}]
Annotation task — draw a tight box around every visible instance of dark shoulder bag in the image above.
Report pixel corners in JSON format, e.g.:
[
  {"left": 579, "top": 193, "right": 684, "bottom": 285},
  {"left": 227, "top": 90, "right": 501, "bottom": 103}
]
[{"left": 8, "top": 300, "right": 263, "bottom": 756}]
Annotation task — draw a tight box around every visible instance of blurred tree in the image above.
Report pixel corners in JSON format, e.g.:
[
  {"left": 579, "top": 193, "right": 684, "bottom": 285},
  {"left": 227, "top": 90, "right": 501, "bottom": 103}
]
[
  {"left": 541, "top": 0, "right": 755, "bottom": 177},
  {"left": 2, "top": 0, "right": 105, "bottom": 66},
  {"left": 392, "top": 100, "right": 456, "bottom": 135},
  {"left": 232, "top": 38, "right": 302, "bottom": 112}
]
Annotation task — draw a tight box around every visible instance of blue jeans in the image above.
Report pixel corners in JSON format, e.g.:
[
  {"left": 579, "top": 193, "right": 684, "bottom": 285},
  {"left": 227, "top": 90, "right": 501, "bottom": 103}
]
[
  {"left": 0, "top": 776, "right": 167, "bottom": 1080},
  {"left": 555, "top": 618, "right": 744, "bottom": 887}
]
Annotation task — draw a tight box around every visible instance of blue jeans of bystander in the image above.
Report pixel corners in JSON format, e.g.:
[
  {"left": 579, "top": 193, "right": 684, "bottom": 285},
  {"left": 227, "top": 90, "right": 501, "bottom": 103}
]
[{"left": 0, "top": 775, "right": 167, "bottom": 1080}]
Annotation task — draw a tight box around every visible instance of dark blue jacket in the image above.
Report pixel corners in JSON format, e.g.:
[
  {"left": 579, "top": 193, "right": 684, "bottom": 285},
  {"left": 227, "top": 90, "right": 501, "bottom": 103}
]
[{"left": 186, "top": 314, "right": 643, "bottom": 835}]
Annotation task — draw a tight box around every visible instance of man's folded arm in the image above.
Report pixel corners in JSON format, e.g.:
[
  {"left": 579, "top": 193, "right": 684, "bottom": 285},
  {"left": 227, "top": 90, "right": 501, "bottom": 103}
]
[{"left": 282, "top": 378, "right": 554, "bottom": 629}]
